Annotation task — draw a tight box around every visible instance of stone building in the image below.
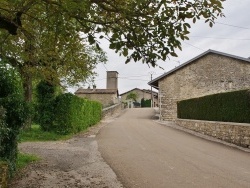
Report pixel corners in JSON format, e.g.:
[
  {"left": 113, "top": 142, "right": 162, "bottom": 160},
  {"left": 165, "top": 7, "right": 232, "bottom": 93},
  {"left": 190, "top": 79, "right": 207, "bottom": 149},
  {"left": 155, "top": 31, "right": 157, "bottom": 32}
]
[
  {"left": 75, "top": 71, "right": 119, "bottom": 107},
  {"left": 120, "top": 88, "right": 158, "bottom": 107},
  {"left": 148, "top": 50, "right": 250, "bottom": 121}
]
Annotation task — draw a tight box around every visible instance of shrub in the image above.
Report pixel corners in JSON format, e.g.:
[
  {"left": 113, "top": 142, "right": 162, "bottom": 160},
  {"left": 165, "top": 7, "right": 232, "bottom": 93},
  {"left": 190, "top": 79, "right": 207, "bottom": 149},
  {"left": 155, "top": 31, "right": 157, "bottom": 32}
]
[
  {"left": 141, "top": 98, "right": 151, "bottom": 107},
  {"left": 51, "top": 93, "right": 102, "bottom": 135},
  {"left": 0, "top": 60, "right": 23, "bottom": 98},
  {"left": 177, "top": 89, "right": 250, "bottom": 123},
  {"left": 0, "top": 60, "right": 30, "bottom": 176},
  {"left": 36, "top": 81, "right": 57, "bottom": 131},
  {"left": 0, "top": 96, "right": 30, "bottom": 175}
]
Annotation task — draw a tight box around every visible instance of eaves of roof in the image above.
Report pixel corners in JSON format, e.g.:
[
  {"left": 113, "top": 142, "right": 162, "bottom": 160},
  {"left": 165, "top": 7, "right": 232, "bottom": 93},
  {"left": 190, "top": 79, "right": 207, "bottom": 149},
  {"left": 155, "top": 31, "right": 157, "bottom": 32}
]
[
  {"left": 119, "top": 88, "right": 158, "bottom": 96},
  {"left": 148, "top": 49, "right": 250, "bottom": 89},
  {"left": 119, "top": 88, "right": 141, "bottom": 96},
  {"left": 75, "top": 88, "right": 118, "bottom": 95}
]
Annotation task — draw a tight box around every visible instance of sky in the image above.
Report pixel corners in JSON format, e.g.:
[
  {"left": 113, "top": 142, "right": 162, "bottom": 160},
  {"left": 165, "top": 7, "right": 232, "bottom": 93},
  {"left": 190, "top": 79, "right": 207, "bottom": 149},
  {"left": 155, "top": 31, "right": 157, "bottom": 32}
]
[{"left": 69, "top": 0, "right": 250, "bottom": 94}]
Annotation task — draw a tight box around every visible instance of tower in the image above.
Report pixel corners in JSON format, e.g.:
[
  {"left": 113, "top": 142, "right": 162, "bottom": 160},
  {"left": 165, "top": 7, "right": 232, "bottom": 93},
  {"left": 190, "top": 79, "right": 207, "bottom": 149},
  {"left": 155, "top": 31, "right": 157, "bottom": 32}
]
[{"left": 106, "top": 71, "right": 118, "bottom": 89}]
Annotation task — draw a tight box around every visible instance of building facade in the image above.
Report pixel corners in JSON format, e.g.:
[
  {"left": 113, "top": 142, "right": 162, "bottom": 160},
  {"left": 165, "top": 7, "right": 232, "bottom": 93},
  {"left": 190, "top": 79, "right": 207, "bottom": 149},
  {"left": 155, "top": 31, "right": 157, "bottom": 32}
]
[
  {"left": 120, "top": 88, "right": 158, "bottom": 107},
  {"left": 149, "top": 50, "right": 250, "bottom": 121},
  {"left": 75, "top": 71, "right": 119, "bottom": 107}
]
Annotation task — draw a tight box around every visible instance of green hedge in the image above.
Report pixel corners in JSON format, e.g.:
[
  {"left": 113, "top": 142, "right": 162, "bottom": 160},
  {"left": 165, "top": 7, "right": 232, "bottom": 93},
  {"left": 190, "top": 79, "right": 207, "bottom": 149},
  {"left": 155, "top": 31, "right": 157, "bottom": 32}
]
[
  {"left": 177, "top": 89, "right": 250, "bottom": 123},
  {"left": 51, "top": 93, "right": 102, "bottom": 134},
  {"left": 141, "top": 98, "right": 151, "bottom": 107},
  {"left": 0, "top": 96, "right": 30, "bottom": 175},
  {"left": 0, "top": 60, "right": 30, "bottom": 177},
  {"left": 36, "top": 81, "right": 57, "bottom": 131}
]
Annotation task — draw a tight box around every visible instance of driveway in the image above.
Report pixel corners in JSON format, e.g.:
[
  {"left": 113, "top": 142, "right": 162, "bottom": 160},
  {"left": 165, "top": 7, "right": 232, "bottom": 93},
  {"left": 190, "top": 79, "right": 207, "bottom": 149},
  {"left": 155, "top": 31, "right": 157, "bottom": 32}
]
[{"left": 97, "top": 108, "right": 250, "bottom": 188}]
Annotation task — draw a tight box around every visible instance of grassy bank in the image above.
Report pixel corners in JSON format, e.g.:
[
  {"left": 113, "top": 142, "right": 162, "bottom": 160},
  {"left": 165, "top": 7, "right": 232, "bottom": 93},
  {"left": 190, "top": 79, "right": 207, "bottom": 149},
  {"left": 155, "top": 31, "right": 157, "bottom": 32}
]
[
  {"left": 16, "top": 152, "right": 40, "bottom": 170},
  {"left": 19, "top": 124, "right": 73, "bottom": 142}
]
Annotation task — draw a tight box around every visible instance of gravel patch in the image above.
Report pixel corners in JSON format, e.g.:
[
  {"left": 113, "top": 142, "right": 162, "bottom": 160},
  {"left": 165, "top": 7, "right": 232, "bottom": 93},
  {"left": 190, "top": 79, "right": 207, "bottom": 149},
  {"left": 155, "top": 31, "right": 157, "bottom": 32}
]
[{"left": 9, "top": 117, "right": 123, "bottom": 188}]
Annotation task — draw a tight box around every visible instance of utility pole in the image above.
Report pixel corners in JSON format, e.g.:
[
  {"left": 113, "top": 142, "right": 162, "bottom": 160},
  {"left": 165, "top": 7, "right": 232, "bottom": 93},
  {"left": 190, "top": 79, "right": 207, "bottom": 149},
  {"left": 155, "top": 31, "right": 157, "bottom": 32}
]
[{"left": 149, "top": 71, "right": 155, "bottom": 108}]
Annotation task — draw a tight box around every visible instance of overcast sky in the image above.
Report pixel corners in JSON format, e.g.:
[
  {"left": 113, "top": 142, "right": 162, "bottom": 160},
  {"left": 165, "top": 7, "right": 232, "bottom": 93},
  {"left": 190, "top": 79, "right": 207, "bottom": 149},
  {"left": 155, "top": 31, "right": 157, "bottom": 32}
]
[{"left": 70, "top": 0, "right": 250, "bottom": 94}]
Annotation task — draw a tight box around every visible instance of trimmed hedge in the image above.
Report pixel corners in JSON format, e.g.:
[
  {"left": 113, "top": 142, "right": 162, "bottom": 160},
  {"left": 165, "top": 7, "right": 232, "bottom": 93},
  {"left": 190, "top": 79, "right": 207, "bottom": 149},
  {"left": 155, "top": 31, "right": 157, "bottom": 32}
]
[
  {"left": 36, "top": 81, "right": 57, "bottom": 131},
  {"left": 141, "top": 98, "right": 151, "bottom": 107},
  {"left": 177, "top": 89, "right": 250, "bottom": 123},
  {"left": 51, "top": 93, "right": 102, "bottom": 135}
]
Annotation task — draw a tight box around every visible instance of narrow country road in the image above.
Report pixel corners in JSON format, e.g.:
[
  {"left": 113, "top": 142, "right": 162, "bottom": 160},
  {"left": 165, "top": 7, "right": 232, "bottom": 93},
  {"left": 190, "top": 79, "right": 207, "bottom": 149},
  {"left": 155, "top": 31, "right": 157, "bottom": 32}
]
[{"left": 97, "top": 108, "right": 250, "bottom": 188}]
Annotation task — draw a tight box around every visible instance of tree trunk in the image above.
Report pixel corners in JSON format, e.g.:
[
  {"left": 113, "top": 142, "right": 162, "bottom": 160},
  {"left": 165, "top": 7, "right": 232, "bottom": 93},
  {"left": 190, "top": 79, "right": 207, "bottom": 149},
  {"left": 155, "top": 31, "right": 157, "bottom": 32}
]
[
  {"left": 23, "top": 74, "right": 32, "bottom": 102},
  {"left": 21, "top": 72, "right": 33, "bottom": 129}
]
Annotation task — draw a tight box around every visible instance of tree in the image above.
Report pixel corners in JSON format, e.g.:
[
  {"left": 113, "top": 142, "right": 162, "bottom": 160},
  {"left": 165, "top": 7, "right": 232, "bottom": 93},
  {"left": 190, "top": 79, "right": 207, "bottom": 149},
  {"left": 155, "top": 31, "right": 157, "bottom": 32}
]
[
  {"left": 126, "top": 92, "right": 138, "bottom": 102},
  {"left": 0, "top": 1, "right": 107, "bottom": 102},
  {"left": 0, "top": 0, "right": 225, "bottom": 68}
]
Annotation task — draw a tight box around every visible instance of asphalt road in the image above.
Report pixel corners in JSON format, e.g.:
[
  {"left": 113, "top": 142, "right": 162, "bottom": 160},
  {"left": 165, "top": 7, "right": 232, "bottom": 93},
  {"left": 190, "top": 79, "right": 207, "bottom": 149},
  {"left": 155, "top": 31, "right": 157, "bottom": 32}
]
[{"left": 97, "top": 108, "right": 250, "bottom": 188}]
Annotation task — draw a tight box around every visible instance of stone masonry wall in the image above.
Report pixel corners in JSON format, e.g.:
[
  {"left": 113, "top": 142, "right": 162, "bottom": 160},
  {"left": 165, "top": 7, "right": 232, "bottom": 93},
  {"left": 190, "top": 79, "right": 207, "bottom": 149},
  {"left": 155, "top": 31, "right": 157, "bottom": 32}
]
[
  {"left": 102, "top": 103, "right": 122, "bottom": 118},
  {"left": 159, "top": 53, "right": 250, "bottom": 121},
  {"left": 77, "top": 93, "right": 118, "bottom": 108},
  {"left": 176, "top": 119, "right": 250, "bottom": 148}
]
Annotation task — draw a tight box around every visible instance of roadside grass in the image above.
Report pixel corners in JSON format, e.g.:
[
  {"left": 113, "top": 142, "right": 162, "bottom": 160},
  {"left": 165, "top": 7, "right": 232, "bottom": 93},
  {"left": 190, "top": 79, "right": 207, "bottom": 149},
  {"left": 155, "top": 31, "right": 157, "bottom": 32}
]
[
  {"left": 19, "top": 124, "right": 73, "bottom": 142},
  {"left": 16, "top": 152, "right": 40, "bottom": 170}
]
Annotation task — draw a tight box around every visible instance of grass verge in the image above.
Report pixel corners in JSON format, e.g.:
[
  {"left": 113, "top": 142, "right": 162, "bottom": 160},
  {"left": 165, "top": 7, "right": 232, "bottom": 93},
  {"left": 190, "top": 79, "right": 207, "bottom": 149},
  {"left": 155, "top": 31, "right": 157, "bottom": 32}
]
[
  {"left": 19, "top": 124, "right": 73, "bottom": 142},
  {"left": 16, "top": 152, "right": 40, "bottom": 170}
]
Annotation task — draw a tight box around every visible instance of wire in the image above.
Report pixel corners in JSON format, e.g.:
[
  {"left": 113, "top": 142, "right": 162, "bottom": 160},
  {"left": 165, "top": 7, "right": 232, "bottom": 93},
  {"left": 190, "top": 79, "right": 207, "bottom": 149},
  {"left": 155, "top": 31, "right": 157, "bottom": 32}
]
[
  {"left": 214, "top": 21, "right": 250, "bottom": 30},
  {"left": 190, "top": 36, "right": 250, "bottom": 41},
  {"left": 183, "top": 41, "right": 205, "bottom": 51},
  {"left": 118, "top": 78, "right": 150, "bottom": 81},
  {"left": 200, "top": 19, "right": 250, "bottom": 30},
  {"left": 119, "top": 74, "right": 149, "bottom": 78},
  {"left": 119, "top": 75, "right": 149, "bottom": 78},
  {"left": 101, "top": 62, "right": 108, "bottom": 71}
]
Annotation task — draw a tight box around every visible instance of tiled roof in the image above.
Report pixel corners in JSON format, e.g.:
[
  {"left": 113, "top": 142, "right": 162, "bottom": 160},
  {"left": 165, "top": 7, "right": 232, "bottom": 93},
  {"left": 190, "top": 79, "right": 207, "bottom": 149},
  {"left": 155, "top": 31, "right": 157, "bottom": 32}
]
[
  {"left": 148, "top": 49, "right": 250, "bottom": 89},
  {"left": 75, "top": 88, "right": 118, "bottom": 94},
  {"left": 120, "top": 88, "right": 158, "bottom": 96}
]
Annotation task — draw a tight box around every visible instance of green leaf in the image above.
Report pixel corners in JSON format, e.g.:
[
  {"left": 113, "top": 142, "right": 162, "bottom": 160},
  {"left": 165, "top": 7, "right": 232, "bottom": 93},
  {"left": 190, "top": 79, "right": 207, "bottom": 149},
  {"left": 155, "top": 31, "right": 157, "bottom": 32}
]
[
  {"left": 88, "top": 35, "right": 95, "bottom": 45},
  {"left": 123, "top": 48, "right": 128, "bottom": 56},
  {"left": 193, "top": 17, "right": 196, "bottom": 23},
  {"left": 170, "top": 52, "right": 178, "bottom": 57}
]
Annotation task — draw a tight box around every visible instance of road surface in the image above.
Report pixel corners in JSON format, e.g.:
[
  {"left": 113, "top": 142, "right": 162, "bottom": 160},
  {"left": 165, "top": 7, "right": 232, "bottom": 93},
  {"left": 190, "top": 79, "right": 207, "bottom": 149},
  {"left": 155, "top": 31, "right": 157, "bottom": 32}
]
[{"left": 97, "top": 108, "right": 250, "bottom": 188}]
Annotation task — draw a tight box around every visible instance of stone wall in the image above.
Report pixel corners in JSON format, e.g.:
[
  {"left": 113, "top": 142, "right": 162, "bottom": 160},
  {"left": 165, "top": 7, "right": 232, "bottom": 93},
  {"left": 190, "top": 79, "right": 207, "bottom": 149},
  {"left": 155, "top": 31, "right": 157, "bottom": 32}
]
[
  {"left": 159, "top": 53, "right": 250, "bottom": 121},
  {"left": 176, "top": 119, "right": 250, "bottom": 148},
  {"left": 77, "top": 93, "right": 118, "bottom": 108},
  {"left": 102, "top": 103, "right": 123, "bottom": 118}
]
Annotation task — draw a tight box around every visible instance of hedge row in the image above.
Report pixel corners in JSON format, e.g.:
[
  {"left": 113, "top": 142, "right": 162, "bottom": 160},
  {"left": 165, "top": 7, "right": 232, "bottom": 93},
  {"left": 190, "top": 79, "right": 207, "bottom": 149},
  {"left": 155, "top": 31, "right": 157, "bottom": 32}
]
[
  {"left": 50, "top": 93, "right": 102, "bottom": 135},
  {"left": 177, "top": 89, "right": 250, "bottom": 123},
  {"left": 0, "top": 60, "right": 30, "bottom": 177},
  {"left": 141, "top": 98, "right": 151, "bottom": 107}
]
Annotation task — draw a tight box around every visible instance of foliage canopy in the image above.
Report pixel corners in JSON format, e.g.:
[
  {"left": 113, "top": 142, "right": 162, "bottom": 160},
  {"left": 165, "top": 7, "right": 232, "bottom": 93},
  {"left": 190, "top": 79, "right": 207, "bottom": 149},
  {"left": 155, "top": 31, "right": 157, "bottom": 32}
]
[
  {"left": 0, "top": 0, "right": 225, "bottom": 67},
  {"left": 126, "top": 92, "right": 138, "bottom": 102}
]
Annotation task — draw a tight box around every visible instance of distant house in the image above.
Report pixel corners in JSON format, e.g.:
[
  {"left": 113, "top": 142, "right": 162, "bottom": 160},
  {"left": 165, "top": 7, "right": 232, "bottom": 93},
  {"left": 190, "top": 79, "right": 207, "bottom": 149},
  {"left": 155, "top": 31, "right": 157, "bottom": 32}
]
[
  {"left": 148, "top": 50, "right": 250, "bottom": 121},
  {"left": 120, "top": 88, "right": 158, "bottom": 108},
  {"left": 75, "top": 71, "right": 119, "bottom": 107}
]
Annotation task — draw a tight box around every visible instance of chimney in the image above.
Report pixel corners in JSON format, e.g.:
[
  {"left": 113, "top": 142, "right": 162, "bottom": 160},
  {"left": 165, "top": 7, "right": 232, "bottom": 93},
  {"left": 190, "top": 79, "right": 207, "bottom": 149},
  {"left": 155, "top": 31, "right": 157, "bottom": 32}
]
[{"left": 106, "top": 71, "right": 118, "bottom": 89}]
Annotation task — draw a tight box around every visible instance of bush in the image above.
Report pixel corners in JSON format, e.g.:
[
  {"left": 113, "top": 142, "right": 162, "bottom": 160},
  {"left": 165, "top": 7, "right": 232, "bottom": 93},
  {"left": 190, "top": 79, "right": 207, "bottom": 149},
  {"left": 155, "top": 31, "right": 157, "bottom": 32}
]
[
  {"left": 0, "top": 60, "right": 23, "bottom": 98},
  {"left": 51, "top": 93, "right": 102, "bottom": 135},
  {"left": 141, "top": 98, "right": 151, "bottom": 107},
  {"left": 0, "top": 60, "right": 30, "bottom": 176},
  {"left": 36, "top": 81, "right": 57, "bottom": 131},
  {"left": 0, "top": 96, "right": 30, "bottom": 175},
  {"left": 177, "top": 89, "right": 250, "bottom": 123}
]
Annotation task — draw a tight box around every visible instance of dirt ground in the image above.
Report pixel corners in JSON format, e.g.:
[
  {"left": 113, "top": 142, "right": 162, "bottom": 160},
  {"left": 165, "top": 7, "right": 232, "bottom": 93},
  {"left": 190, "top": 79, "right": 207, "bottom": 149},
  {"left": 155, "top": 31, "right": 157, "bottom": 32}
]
[{"left": 9, "top": 117, "right": 123, "bottom": 188}]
